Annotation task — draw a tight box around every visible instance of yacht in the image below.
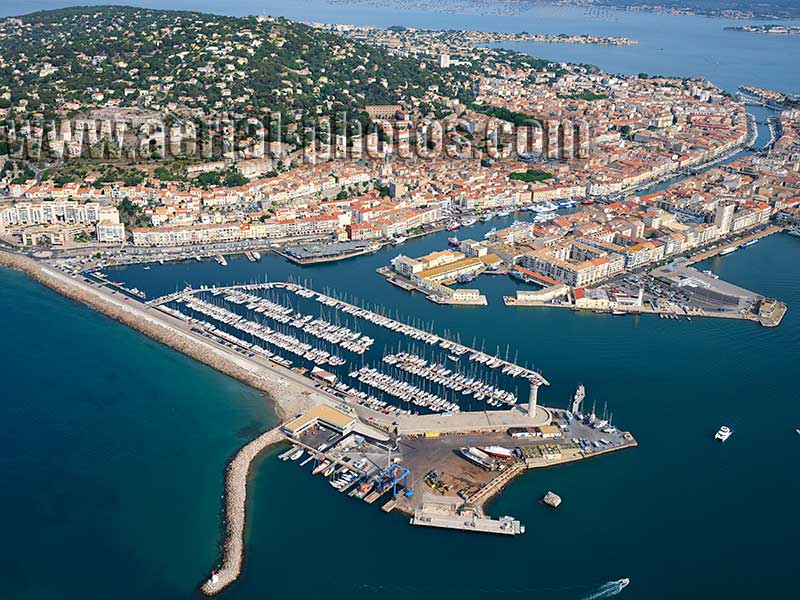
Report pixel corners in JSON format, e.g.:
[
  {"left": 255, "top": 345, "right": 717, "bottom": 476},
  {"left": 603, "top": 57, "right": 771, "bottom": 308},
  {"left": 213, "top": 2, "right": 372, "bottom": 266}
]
[
  {"left": 447, "top": 221, "right": 461, "bottom": 231},
  {"left": 461, "top": 217, "right": 478, "bottom": 227},
  {"left": 480, "top": 213, "right": 494, "bottom": 222},
  {"left": 312, "top": 460, "right": 331, "bottom": 475},
  {"left": 531, "top": 201, "right": 557, "bottom": 213},
  {"left": 715, "top": 425, "right": 732, "bottom": 442},
  {"left": 459, "top": 447, "right": 495, "bottom": 470},
  {"left": 788, "top": 226, "right": 800, "bottom": 238},
  {"left": 496, "top": 209, "right": 512, "bottom": 217},
  {"left": 448, "top": 236, "right": 460, "bottom": 246},
  {"left": 478, "top": 445, "right": 514, "bottom": 459},
  {"left": 392, "top": 236, "right": 408, "bottom": 245},
  {"left": 718, "top": 246, "right": 738, "bottom": 256}
]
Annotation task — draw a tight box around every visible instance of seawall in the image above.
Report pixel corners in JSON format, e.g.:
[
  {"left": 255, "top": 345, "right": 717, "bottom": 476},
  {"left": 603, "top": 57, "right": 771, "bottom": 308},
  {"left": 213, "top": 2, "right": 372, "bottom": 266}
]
[
  {"left": 0, "top": 251, "right": 298, "bottom": 418},
  {"left": 0, "top": 251, "right": 300, "bottom": 594},
  {"left": 200, "top": 426, "right": 286, "bottom": 596}
]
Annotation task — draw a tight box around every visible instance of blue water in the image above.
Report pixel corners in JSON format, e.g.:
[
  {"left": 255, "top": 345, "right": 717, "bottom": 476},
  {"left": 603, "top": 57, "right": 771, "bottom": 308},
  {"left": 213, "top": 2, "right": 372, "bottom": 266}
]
[
  {"left": 2, "top": 2, "right": 800, "bottom": 599},
  {"left": 0, "top": 219, "right": 800, "bottom": 600},
  {"left": 0, "top": 267, "right": 276, "bottom": 599},
  {"left": 2, "top": 1, "right": 799, "bottom": 94}
]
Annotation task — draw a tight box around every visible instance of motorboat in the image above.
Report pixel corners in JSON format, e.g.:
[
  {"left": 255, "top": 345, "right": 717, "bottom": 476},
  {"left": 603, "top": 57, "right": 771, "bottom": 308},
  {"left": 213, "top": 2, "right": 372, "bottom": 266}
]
[{"left": 715, "top": 425, "right": 732, "bottom": 442}]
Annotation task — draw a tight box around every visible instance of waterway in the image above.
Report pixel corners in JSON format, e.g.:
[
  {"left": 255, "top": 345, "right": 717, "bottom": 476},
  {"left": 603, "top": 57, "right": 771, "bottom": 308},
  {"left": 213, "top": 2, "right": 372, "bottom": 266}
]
[{"left": 2, "top": 2, "right": 800, "bottom": 599}]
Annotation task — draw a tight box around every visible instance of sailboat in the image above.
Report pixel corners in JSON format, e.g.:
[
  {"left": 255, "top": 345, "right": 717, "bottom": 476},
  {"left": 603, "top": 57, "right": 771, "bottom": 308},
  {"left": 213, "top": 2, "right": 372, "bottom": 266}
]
[
  {"left": 594, "top": 401, "right": 609, "bottom": 429},
  {"left": 571, "top": 384, "right": 585, "bottom": 415}
]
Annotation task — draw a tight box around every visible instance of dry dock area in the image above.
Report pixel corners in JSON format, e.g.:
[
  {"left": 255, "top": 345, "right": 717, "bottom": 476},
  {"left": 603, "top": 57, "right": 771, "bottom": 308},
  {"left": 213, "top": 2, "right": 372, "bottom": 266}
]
[{"left": 279, "top": 400, "right": 635, "bottom": 538}]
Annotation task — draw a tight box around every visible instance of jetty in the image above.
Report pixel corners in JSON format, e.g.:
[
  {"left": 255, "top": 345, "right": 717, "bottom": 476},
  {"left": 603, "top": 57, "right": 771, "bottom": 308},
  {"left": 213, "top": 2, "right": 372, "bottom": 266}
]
[
  {"left": 200, "top": 426, "right": 286, "bottom": 596},
  {"left": 411, "top": 505, "right": 524, "bottom": 535}
]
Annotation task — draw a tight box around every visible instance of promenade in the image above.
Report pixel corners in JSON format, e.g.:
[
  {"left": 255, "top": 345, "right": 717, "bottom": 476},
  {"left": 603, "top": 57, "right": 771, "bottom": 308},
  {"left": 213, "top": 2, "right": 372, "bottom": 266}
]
[{"left": 684, "top": 225, "right": 783, "bottom": 264}]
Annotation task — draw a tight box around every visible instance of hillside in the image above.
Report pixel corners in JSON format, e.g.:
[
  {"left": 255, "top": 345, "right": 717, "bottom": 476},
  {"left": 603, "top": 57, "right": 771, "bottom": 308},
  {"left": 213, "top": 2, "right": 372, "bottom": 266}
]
[{"left": 0, "top": 5, "right": 474, "bottom": 121}]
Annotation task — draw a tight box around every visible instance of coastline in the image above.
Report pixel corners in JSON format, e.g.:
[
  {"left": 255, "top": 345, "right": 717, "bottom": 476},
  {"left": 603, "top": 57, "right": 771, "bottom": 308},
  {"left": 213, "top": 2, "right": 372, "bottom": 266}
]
[
  {"left": 0, "top": 250, "right": 301, "bottom": 419},
  {"left": 0, "top": 250, "right": 305, "bottom": 596}
]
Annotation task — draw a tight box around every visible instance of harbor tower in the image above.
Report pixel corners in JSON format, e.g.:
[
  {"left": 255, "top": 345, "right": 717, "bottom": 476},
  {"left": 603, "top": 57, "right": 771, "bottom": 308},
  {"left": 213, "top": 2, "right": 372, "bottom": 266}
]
[{"left": 528, "top": 381, "right": 540, "bottom": 418}]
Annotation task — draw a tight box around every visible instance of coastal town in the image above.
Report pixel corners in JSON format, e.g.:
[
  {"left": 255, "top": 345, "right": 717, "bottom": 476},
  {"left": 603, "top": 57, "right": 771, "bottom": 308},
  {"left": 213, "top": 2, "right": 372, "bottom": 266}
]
[
  {"left": 1, "top": 5, "right": 800, "bottom": 599},
  {"left": 1, "top": 16, "right": 797, "bottom": 324},
  {"left": 313, "top": 22, "right": 639, "bottom": 48}
]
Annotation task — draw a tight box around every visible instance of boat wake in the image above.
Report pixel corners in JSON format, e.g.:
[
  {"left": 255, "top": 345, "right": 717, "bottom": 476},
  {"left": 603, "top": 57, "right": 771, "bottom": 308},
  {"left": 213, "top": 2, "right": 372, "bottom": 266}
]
[
  {"left": 355, "top": 577, "right": 630, "bottom": 598},
  {"left": 579, "top": 579, "right": 630, "bottom": 600}
]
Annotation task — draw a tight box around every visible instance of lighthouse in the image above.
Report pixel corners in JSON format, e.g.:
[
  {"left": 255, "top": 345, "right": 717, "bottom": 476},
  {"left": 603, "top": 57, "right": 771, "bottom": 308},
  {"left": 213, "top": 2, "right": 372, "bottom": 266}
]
[{"left": 528, "top": 381, "right": 540, "bottom": 418}]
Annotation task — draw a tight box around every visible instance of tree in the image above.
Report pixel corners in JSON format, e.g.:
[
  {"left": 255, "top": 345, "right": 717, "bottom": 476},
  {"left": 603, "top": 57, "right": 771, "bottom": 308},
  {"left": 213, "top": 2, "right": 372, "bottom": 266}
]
[{"left": 509, "top": 169, "right": 553, "bottom": 183}]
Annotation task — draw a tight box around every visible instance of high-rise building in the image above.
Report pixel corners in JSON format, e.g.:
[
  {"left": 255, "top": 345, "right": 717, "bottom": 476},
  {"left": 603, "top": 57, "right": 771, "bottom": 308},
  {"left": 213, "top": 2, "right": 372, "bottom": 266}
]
[
  {"left": 714, "top": 201, "right": 735, "bottom": 235},
  {"left": 438, "top": 53, "right": 450, "bottom": 68}
]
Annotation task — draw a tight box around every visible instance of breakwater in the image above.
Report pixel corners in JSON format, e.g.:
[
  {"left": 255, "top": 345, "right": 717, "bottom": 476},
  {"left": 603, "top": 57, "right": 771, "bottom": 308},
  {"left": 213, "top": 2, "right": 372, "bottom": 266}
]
[
  {"left": 0, "top": 251, "right": 303, "bottom": 419},
  {"left": 0, "top": 251, "right": 303, "bottom": 593},
  {"left": 200, "top": 426, "right": 286, "bottom": 596}
]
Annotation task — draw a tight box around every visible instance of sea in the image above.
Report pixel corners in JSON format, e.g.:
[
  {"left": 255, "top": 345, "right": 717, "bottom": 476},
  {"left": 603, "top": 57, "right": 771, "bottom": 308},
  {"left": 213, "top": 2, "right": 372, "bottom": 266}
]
[{"left": 2, "top": 2, "right": 800, "bottom": 599}]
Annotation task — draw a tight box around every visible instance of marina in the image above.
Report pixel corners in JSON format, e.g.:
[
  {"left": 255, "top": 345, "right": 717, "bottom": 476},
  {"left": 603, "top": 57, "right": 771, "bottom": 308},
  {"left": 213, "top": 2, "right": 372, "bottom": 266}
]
[
  {"left": 149, "top": 281, "right": 548, "bottom": 415},
  {"left": 18, "top": 253, "right": 637, "bottom": 594},
  {"left": 2, "top": 2, "right": 800, "bottom": 599}
]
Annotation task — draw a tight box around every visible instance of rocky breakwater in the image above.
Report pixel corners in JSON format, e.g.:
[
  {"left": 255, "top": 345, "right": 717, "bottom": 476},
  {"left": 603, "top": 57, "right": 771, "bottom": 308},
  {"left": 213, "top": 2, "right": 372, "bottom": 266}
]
[
  {"left": 200, "top": 425, "right": 286, "bottom": 596},
  {"left": 0, "top": 251, "right": 318, "bottom": 420},
  {"left": 0, "top": 251, "right": 307, "bottom": 592}
]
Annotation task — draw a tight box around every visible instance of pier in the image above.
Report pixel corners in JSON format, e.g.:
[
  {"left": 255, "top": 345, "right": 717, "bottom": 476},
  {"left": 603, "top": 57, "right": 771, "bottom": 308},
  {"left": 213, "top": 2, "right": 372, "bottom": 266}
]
[
  {"left": 147, "top": 280, "right": 550, "bottom": 416},
  {"left": 411, "top": 505, "right": 524, "bottom": 535}
]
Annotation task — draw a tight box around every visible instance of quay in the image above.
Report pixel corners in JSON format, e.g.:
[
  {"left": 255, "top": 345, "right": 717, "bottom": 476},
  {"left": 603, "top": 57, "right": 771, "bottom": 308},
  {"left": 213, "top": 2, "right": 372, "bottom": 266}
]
[
  {"left": 376, "top": 265, "right": 488, "bottom": 306},
  {"left": 684, "top": 224, "right": 783, "bottom": 265},
  {"left": 504, "top": 226, "right": 787, "bottom": 327},
  {"left": 411, "top": 503, "right": 524, "bottom": 536},
  {"left": 277, "top": 240, "right": 381, "bottom": 265}
]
